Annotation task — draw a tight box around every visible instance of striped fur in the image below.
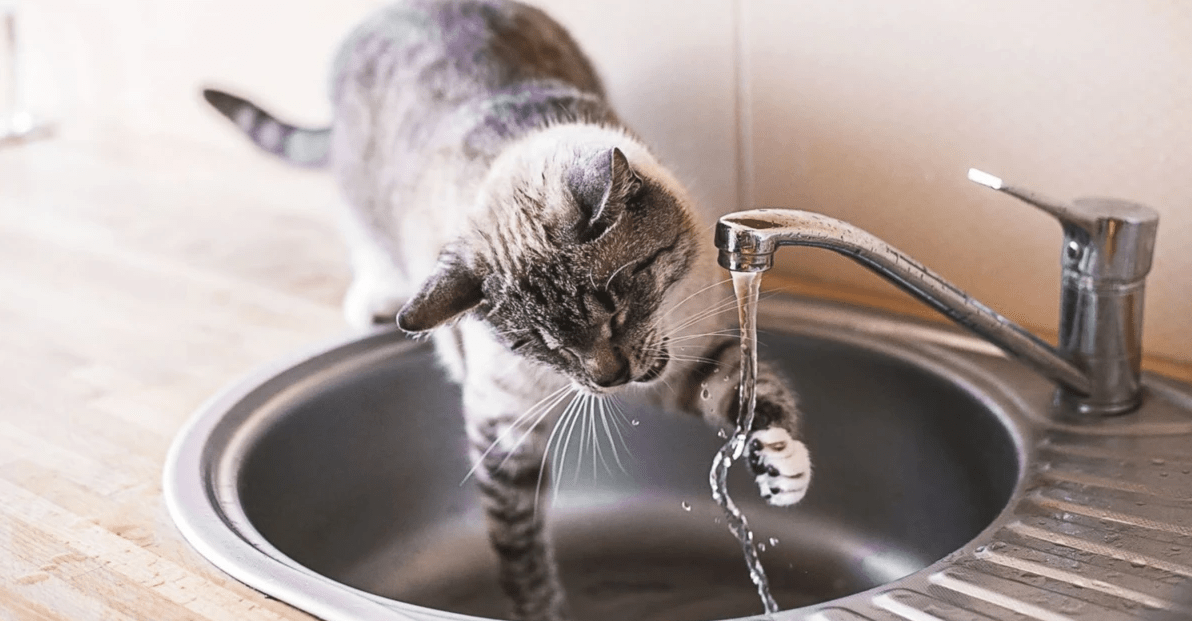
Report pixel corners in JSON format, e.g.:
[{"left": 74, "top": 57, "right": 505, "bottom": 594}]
[
  {"left": 202, "top": 88, "right": 330, "bottom": 167},
  {"left": 203, "top": 2, "right": 810, "bottom": 619}
]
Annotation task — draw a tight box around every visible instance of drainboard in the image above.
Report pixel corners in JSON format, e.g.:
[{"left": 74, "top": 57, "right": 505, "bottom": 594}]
[{"left": 165, "top": 296, "right": 1192, "bottom": 620}]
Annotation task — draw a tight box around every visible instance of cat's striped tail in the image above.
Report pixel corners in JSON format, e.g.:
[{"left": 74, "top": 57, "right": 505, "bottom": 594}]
[{"left": 202, "top": 88, "right": 330, "bottom": 168}]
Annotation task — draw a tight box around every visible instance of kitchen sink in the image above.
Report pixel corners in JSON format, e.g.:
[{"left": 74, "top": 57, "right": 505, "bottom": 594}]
[{"left": 165, "top": 296, "right": 1192, "bottom": 620}]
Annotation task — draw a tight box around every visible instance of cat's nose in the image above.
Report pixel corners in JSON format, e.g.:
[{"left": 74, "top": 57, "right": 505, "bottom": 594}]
[
  {"left": 592, "top": 363, "right": 632, "bottom": 388},
  {"left": 589, "top": 352, "right": 632, "bottom": 388}
]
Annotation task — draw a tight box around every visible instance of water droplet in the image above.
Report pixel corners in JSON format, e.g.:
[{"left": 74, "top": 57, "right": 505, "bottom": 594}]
[
  {"left": 975, "top": 546, "right": 987, "bottom": 554},
  {"left": 681, "top": 501, "right": 692, "bottom": 511},
  {"left": 758, "top": 542, "right": 767, "bottom": 552},
  {"left": 1160, "top": 471, "right": 1170, "bottom": 477},
  {"left": 1130, "top": 559, "right": 1148, "bottom": 568},
  {"left": 1152, "top": 458, "right": 1167, "bottom": 466},
  {"left": 1182, "top": 468, "right": 1190, "bottom": 475},
  {"left": 769, "top": 537, "right": 779, "bottom": 547},
  {"left": 714, "top": 518, "right": 721, "bottom": 525},
  {"left": 717, "top": 428, "right": 729, "bottom": 439},
  {"left": 701, "top": 387, "right": 711, "bottom": 400},
  {"left": 990, "top": 542, "right": 1007, "bottom": 551},
  {"left": 630, "top": 419, "right": 640, "bottom": 426}
]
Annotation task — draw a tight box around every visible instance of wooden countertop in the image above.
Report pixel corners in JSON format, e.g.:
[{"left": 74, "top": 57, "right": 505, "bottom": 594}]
[
  {"left": 2, "top": 136, "right": 1189, "bottom": 621},
  {"left": 1, "top": 136, "right": 342, "bottom": 621}
]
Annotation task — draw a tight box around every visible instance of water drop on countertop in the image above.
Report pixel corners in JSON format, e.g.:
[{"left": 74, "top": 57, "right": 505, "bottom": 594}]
[
  {"left": 681, "top": 501, "right": 692, "bottom": 511},
  {"left": 630, "top": 419, "right": 640, "bottom": 426},
  {"left": 769, "top": 537, "right": 779, "bottom": 547},
  {"left": 701, "top": 387, "right": 711, "bottom": 400},
  {"left": 718, "top": 428, "right": 728, "bottom": 439}
]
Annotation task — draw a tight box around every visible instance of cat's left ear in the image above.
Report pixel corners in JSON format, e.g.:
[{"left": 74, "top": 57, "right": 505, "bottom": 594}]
[
  {"left": 396, "top": 254, "right": 484, "bottom": 333},
  {"left": 567, "top": 147, "right": 643, "bottom": 243}
]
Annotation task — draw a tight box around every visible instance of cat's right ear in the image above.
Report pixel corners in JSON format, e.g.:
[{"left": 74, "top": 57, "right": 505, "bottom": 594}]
[
  {"left": 396, "top": 255, "right": 484, "bottom": 333},
  {"left": 566, "top": 147, "right": 643, "bottom": 243}
]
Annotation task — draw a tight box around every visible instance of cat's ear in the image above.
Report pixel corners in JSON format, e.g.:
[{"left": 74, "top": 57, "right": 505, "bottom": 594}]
[
  {"left": 567, "top": 147, "right": 643, "bottom": 243},
  {"left": 396, "top": 255, "right": 484, "bottom": 333}
]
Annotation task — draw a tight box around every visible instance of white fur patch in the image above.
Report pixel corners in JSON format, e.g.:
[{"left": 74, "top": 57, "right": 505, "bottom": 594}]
[{"left": 750, "top": 427, "right": 811, "bottom": 506}]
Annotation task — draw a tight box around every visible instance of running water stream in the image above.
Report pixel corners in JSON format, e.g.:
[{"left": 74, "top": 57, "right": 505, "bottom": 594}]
[{"left": 709, "top": 271, "right": 779, "bottom": 614}]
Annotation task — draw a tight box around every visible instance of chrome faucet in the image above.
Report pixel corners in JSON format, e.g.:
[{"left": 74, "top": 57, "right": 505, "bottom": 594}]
[{"left": 714, "top": 169, "right": 1159, "bottom": 416}]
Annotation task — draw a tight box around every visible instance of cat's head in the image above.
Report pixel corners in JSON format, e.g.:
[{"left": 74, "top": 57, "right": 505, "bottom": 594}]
[{"left": 397, "top": 137, "right": 702, "bottom": 393}]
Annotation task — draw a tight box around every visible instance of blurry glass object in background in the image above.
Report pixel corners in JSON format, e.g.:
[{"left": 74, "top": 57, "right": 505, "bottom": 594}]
[{"left": 1, "top": 2, "right": 51, "bottom": 145}]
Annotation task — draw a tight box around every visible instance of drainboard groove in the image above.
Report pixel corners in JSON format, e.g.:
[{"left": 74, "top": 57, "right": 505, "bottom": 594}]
[
  {"left": 1036, "top": 468, "right": 1192, "bottom": 503},
  {"left": 974, "top": 535, "right": 1185, "bottom": 613},
  {"left": 806, "top": 608, "right": 879, "bottom": 621},
  {"left": 1004, "top": 521, "right": 1192, "bottom": 580},
  {"left": 927, "top": 565, "right": 1121, "bottom": 621},
  {"left": 1038, "top": 452, "right": 1192, "bottom": 500},
  {"left": 918, "top": 582, "right": 1040, "bottom": 621},
  {"left": 1014, "top": 501, "right": 1192, "bottom": 562},
  {"left": 1038, "top": 439, "right": 1192, "bottom": 469},
  {"left": 872, "top": 588, "right": 999, "bottom": 621},
  {"left": 1026, "top": 490, "right": 1192, "bottom": 538}
]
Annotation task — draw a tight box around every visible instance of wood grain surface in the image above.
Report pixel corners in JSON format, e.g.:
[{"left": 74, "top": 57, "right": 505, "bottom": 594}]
[{"left": 1, "top": 136, "right": 1188, "bottom": 621}]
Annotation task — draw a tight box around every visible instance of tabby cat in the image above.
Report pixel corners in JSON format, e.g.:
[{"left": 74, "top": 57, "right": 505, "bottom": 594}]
[{"left": 204, "top": 1, "right": 810, "bottom": 619}]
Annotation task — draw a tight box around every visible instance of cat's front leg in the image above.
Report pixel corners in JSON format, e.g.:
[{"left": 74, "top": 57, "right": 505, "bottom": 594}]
[
  {"left": 464, "top": 396, "right": 569, "bottom": 621},
  {"left": 666, "top": 337, "right": 812, "bottom": 506},
  {"left": 742, "top": 366, "right": 812, "bottom": 506}
]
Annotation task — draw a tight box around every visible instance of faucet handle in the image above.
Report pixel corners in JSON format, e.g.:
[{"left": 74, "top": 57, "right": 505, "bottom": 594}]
[{"left": 968, "top": 169, "right": 1159, "bottom": 282}]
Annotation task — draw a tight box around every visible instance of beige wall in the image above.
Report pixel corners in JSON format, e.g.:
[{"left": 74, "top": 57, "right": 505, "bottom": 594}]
[{"left": 15, "top": 0, "right": 1191, "bottom": 362}]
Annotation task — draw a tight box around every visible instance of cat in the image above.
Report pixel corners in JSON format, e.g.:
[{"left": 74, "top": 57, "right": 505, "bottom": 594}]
[{"left": 203, "top": 1, "right": 810, "bottom": 619}]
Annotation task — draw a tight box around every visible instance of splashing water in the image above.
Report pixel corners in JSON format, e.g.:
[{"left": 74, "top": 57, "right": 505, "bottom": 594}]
[{"left": 709, "top": 271, "right": 779, "bottom": 614}]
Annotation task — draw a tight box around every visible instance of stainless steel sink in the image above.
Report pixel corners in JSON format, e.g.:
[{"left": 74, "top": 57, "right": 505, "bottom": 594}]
[{"left": 164, "top": 296, "right": 1192, "bottom": 621}]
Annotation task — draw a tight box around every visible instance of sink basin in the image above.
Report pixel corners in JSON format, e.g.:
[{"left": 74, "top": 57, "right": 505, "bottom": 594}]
[{"left": 165, "top": 296, "right": 1192, "bottom": 620}]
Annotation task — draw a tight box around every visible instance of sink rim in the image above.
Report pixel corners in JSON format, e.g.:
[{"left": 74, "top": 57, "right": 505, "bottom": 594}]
[{"left": 165, "top": 296, "right": 1049, "bottom": 621}]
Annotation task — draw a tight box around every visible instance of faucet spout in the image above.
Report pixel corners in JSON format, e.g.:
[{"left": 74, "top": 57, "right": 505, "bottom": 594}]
[{"left": 715, "top": 208, "right": 1095, "bottom": 402}]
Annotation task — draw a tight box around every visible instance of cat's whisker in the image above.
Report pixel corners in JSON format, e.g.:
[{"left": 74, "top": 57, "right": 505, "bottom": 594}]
[
  {"left": 604, "top": 259, "right": 635, "bottom": 290},
  {"left": 589, "top": 397, "right": 613, "bottom": 478},
  {"left": 497, "top": 386, "right": 575, "bottom": 471},
  {"left": 573, "top": 394, "right": 587, "bottom": 483},
  {"left": 539, "top": 391, "right": 583, "bottom": 516},
  {"left": 609, "top": 396, "right": 634, "bottom": 432},
  {"left": 553, "top": 393, "right": 587, "bottom": 501},
  {"left": 460, "top": 384, "right": 570, "bottom": 484},
  {"left": 562, "top": 393, "right": 589, "bottom": 487},
  {"left": 663, "top": 330, "right": 740, "bottom": 343},
  {"left": 658, "top": 298, "right": 741, "bottom": 337},
  {"left": 599, "top": 397, "right": 629, "bottom": 475},
  {"left": 664, "top": 355, "right": 720, "bottom": 366},
  {"left": 657, "top": 277, "right": 732, "bottom": 321},
  {"left": 656, "top": 286, "right": 734, "bottom": 327}
]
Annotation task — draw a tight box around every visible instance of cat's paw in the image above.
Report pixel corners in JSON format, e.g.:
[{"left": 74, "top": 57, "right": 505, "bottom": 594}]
[{"left": 747, "top": 427, "right": 810, "bottom": 506}]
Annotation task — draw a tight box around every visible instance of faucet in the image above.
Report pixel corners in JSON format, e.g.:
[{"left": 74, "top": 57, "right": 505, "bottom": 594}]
[{"left": 714, "top": 169, "right": 1159, "bottom": 416}]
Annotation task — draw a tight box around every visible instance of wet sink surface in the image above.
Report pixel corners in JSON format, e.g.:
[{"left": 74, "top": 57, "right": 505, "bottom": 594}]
[{"left": 167, "top": 297, "right": 1192, "bottom": 620}]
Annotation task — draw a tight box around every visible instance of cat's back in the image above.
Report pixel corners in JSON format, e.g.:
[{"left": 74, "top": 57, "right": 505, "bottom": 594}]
[{"left": 330, "top": 0, "right": 604, "bottom": 107}]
